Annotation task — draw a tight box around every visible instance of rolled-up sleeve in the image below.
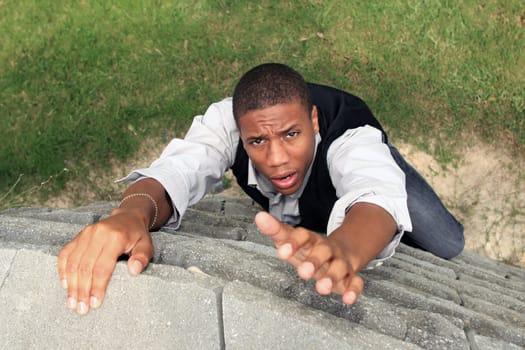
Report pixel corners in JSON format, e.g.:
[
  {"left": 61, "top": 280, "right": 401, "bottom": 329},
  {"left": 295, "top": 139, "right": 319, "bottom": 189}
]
[
  {"left": 326, "top": 125, "right": 412, "bottom": 267},
  {"left": 117, "top": 98, "right": 239, "bottom": 228}
]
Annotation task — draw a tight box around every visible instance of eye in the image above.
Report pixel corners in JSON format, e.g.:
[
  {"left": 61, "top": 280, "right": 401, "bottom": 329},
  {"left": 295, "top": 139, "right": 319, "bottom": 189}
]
[
  {"left": 249, "top": 137, "right": 264, "bottom": 146},
  {"left": 286, "top": 131, "right": 299, "bottom": 138}
]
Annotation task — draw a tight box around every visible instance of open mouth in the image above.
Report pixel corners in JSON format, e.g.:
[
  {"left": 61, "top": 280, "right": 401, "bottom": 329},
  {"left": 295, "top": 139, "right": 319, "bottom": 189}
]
[{"left": 271, "top": 172, "right": 298, "bottom": 191}]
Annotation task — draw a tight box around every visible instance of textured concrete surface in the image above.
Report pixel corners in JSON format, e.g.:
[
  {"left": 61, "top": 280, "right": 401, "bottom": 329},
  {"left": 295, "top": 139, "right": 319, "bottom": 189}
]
[{"left": 1, "top": 194, "right": 524, "bottom": 349}]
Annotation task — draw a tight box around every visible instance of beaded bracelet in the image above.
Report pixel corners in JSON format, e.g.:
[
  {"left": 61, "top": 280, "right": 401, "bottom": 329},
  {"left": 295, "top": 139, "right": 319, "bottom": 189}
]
[{"left": 119, "top": 193, "right": 158, "bottom": 230}]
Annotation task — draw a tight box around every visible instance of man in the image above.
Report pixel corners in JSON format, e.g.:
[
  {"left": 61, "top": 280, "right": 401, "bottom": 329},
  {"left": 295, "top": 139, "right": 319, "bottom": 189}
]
[{"left": 58, "top": 63, "right": 464, "bottom": 315}]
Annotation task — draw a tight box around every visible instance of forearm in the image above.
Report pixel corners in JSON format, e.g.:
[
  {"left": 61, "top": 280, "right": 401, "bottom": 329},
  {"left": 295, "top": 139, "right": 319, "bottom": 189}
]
[
  {"left": 113, "top": 178, "right": 174, "bottom": 230},
  {"left": 328, "top": 202, "right": 397, "bottom": 272}
]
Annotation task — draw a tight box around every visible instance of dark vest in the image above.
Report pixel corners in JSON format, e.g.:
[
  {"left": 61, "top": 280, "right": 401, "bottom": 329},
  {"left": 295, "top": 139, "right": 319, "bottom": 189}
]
[{"left": 231, "top": 83, "right": 387, "bottom": 233}]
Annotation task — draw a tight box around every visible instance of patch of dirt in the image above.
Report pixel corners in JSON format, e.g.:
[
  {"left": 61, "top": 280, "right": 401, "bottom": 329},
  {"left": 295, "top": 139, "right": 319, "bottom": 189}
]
[
  {"left": 397, "top": 140, "right": 525, "bottom": 268},
  {"left": 43, "top": 138, "right": 166, "bottom": 208},
  {"left": 45, "top": 137, "right": 525, "bottom": 268}
]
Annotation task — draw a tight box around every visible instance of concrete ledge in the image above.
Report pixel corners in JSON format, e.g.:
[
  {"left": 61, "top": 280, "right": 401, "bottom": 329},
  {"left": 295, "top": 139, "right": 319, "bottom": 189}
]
[
  {"left": 0, "top": 249, "right": 222, "bottom": 349},
  {"left": 1, "top": 194, "right": 524, "bottom": 349},
  {"left": 223, "top": 280, "right": 420, "bottom": 349}
]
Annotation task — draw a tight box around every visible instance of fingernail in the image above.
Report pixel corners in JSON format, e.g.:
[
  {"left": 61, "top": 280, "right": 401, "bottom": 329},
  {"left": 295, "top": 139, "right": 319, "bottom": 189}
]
[
  {"left": 67, "top": 297, "right": 77, "bottom": 310},
  {"left": 61, "top": 279, "right": 68, "bottom": 289},
  {"left": 344, "top": 291, "right": 357, "bottom": 305},
  {"left": 317, "top": 278, "right": 333, "bottom": 295},
  {"left": 90, "top": 296, "right": 101, "bottom": 309},
  {"left": 129, "top": 260, "right": 143, "bottom": 275},
  {"left": 298, "top": 262, "right": 315, "bottom": 278},
  {"left": 77, "top": 301, "right": 89, "bottom": 315},
  {"left": 278, "top": 243, "right": 292, "bottom": 259}
]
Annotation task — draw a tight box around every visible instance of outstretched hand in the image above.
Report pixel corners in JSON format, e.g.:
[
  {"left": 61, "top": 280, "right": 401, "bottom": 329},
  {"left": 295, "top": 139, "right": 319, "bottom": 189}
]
[
  {"left": 57, "top": 209, "right": 154, "bottom": 315},
  {"left": 255, "top": 211, "right": 364, "bottom": 304}
]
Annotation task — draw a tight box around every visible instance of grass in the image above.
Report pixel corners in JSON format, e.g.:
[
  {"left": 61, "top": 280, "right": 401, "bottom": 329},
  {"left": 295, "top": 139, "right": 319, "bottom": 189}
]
[{"left": 0, "top": 0, "right": 523, "bottom": 208}]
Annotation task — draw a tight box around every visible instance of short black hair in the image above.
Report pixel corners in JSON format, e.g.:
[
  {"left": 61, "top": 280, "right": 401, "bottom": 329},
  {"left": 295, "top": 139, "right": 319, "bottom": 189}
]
[{"left": 232, "top": 63, "right": 312, "bottom": 122}]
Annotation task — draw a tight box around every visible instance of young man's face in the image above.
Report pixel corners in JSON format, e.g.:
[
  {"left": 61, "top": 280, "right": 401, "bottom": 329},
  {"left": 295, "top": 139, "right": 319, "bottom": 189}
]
[{"left": 238, "top": 101, "right": 319, "bottom": 196}]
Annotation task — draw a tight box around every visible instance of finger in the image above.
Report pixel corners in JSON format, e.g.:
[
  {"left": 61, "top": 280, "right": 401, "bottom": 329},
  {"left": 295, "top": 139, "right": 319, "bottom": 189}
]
[
  {"left": 74, "top": 254, "right": 98, "bottom": 315},
  {"left": 315, "top": 259, "right": 349, "bottom": 295},
  {"left": 64, "top": 229, "right": 95, "bottom": 311},
  {"left": 340, "top": 274, "right": 364, "bottom": 305},
  {"left": 88, "top": 228, "right": 135, "bottom": 309},
  {"left": 277, "top": 228, "right": 312, "bottom": 261},
  {"left": 297, "top": 242, "right": 333, "bottom": 279},
  {"left": 64, "top": 252, "right": 81, "bottom": 311},
  {"left": 89, "top": 246, "right": 122, "bottom": 310},
  {"left": 57, "top": 240, "right": 77, "bottom": 289},
  {"left": 127, "top": 235, "right": 154, "bottom": 276},
  {"left": 255, "top": 212, "right": 307, "bottom": 261},
  {"left": 74, "top": 225, "right": 123, "bottom": 315},
  {"left": 254, "top": 211, "right": 293, "bottom": 244}
]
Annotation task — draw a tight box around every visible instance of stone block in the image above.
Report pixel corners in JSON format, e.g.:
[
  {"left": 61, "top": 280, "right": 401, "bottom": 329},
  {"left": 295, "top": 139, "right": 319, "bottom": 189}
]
[
  {"left": 222, "top": 280, "right": 420, "bottom": 350},
  {"left": 0, "top": 216, "right": 83, "bottom": 248},
  {"left": 1, "top": 207, "right": 99, "bottom": 226},
  {"left": 0, "top": 249, "right": 222, "bottom": 349}
]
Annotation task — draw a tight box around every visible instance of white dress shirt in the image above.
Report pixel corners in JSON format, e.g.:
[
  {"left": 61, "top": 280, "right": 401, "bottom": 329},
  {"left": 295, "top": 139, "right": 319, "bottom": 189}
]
[{"left": 120, "top": 97, "right": 412, "bottom": 267}]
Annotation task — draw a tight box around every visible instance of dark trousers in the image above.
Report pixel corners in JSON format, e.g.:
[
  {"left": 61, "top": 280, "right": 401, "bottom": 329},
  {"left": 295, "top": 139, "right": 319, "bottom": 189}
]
[{"left": 389, "top": 145, "right": 465, "bottom": 259}]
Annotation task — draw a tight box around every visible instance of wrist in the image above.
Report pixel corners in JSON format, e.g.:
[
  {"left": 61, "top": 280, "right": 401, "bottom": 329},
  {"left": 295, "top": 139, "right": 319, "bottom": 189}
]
[
  {"left": 113, "top": 193, "right": 159, "bottom": 230},
  {"left": 110, "top": 206, "right": 148, "bottom": 231},
  {"left": 327, "top": 232, "right": 368, "bottom": 273}
]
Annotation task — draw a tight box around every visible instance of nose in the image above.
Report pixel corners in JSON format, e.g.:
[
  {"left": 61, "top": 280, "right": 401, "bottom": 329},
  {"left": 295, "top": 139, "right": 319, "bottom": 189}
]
[{"left": 267, "top": 140, "right": 289, "bottom": 167}]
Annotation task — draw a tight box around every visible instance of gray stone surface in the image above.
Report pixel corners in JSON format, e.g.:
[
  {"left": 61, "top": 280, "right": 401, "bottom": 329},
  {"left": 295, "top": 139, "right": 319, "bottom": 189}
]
[
  {"left": 0, "top": 249, "right": 222, "bottom": 349},
  {"left": 403, "top": 312, "right": 467, "bottom": 349},
  {"left": 223, "top": 280, "right": 420, "bottom": 349},
  {"left": 0, "top": 215, "right": 82, "bottom": 249},
  {"left": 0, "top": 248, "right": 16, "bottom": 288},
  {"left": 474, "top": 334, "right": 524, "bottom": 350},
  {"left": 0, "top": 207, "right": 99, "bottom": 226},
  {"left": 1, "top": 193, "right": 524, "bottom": 349}
]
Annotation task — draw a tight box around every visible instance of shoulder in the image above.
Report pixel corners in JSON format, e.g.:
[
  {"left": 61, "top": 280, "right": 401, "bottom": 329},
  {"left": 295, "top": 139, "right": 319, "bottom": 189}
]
[
  {"left": 307, "top": 82, "right": 386, "bottom": 141},
  {"left": 197, "top": 97, "right": 237, "bottom": 129},
  {"left": 202, "top": 97, "right": 233, "bottom": 120}
]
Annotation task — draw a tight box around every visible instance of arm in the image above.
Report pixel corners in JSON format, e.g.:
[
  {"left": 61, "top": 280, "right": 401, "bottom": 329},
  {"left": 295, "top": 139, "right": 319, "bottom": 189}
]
[
  {"left": 256, "top": 126, "right": 408, "bottom": 304},
  {"left": 58, "top": 98, "right": 239, "bottom": 315},
  {"left": 326, "top": 125, "right": 412, "bottom": 266},
  {"left": 120, "top": 98, "right": 239, "bottom": 225},
  {"left": 328, "top": 202, "right": 397, "bottom": 273}
]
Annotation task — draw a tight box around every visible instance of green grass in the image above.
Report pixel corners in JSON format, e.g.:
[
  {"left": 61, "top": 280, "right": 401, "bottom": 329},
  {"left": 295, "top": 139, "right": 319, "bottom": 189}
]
[{"left": 1, "top": 0, "right": 523, "bottom": 208}]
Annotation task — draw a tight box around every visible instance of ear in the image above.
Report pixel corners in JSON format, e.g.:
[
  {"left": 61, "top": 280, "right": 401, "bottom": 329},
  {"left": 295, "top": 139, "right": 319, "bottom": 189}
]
[{"left": 311, "top": 105, "right": 319, "bottom": 134}]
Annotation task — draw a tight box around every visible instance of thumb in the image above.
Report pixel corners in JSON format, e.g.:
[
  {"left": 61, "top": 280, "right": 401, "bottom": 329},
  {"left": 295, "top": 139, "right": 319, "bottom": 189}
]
[
  {"left": 254, "top": 211, "right": 291, "bottom": 244},
  {"left": 127, "top": 237, "right": 154, "bottom": 276}
]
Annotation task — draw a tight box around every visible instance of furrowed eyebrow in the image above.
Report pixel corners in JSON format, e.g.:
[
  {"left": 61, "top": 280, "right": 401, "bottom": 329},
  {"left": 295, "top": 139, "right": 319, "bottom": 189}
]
[
  {"left": 244, "top": 123, "right": 301, "bottom": 141},
  {"left": 245, "top": 134, "right": 265, "bottom": 142},
  {"left": 280, "top": 124, "right": 301, "bottom": 135}
]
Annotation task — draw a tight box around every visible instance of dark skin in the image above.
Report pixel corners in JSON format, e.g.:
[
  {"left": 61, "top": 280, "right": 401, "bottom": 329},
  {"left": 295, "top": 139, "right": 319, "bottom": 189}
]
[{"left": 57, "top": 101, "right": 397, "bottom": 315}]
